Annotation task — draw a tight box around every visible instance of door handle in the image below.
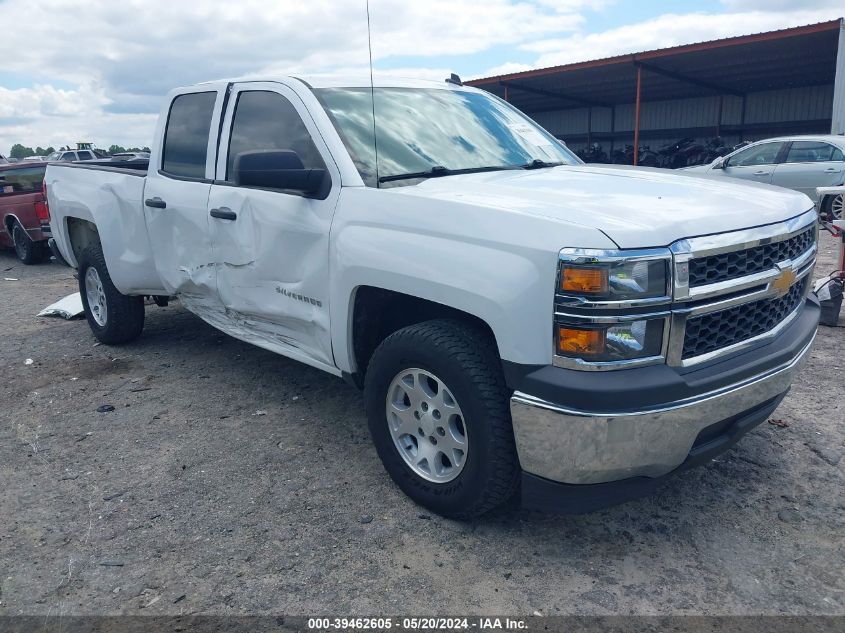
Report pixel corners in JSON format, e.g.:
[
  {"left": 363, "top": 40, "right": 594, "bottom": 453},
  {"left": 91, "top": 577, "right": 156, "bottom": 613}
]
[
  {"left": 210, "top": 207, "right": 237, "bottom": 221},
  {"left": 823, "top": 168, "right": 838, "bottom": 173},
  {"left": 145, "top": 197, "right": 167, "bottom": 209},
  {"left": 753, "top": 170, "right": 769, "bottom": 175}
]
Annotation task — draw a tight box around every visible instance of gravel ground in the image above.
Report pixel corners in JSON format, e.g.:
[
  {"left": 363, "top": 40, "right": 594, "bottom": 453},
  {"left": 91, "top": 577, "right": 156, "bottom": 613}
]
[{"left": 1, "top": 232, "right": 843, "bottom": 617}]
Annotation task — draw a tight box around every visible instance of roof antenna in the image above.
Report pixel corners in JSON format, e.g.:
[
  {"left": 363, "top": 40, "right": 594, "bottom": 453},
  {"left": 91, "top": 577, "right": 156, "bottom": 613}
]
[
  {"left": 445, "top": 73, "right": 463, "bottom": 86},
  {"left": 366, "top": 0, "right": 380, "bottom": 187}
]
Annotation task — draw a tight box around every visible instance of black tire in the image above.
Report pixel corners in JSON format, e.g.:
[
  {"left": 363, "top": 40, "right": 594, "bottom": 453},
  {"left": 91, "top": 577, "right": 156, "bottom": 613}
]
[
  {"left": 78, "top": 244, "right": 145, "bottom": 344},
  {"left": 364, "top": 319, "right": 519, "bottom": 519},
  {"left": 12, "top": 224, "right": 47, "bottom": 264}
]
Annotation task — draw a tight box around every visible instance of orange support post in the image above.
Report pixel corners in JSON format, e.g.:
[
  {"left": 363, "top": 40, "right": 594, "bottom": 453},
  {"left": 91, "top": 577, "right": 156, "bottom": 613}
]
[{"left": 633, "top": 65, "right": 642, "bottom": 166}]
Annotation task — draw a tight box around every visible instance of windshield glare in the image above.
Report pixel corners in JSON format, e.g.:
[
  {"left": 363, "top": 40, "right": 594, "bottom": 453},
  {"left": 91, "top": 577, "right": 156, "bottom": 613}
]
[{"left": 315, "top": 87, "right": 580, "bottom": 187}]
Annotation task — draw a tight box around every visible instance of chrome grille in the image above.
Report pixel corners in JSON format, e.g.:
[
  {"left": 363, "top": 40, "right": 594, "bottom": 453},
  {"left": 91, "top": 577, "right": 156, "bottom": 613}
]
[
  {"left": 688, "top": 225, "right": 815, "bottom": 287},
  {"left": 681, "top": 277, "right": 808, "bottom": 359}
]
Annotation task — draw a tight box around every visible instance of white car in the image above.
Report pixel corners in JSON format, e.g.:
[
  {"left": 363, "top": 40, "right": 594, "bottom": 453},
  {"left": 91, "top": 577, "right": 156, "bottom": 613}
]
[
  {"left": 684, "top": 135, "right": 845, "bottom": 219},
  {"left": 44, "top": 75, "right": 819, "bottom": 518},
  {"left": 45, "top": 149, "right": 99, "bottom": 162}
]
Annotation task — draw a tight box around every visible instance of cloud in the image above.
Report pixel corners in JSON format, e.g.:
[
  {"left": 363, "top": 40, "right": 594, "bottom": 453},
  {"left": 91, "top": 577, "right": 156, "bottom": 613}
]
[
  {"left": 720, "top": 0, "right": 842, "bottom": 11},
  {"left": 0, "top": 0, "right": 596, "bottom": 153}
]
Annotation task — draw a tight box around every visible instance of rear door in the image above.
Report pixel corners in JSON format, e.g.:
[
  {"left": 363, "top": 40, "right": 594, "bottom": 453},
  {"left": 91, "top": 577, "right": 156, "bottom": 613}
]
[
  {"left": 721, "top": 141, "right": 785, "bottom": 185},
  {"left": 143, "top": 86, "right": 227, "bottom": 300},
  {"left": 770, "top": 140, "right": 845, "bottom": 200},
  {"left": 206, "top": 82, "right": 341, "bottom": 368}
]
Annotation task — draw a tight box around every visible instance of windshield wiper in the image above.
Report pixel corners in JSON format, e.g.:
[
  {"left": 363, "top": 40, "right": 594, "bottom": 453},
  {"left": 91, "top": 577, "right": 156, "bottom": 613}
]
[
  {"left": 378, "top": 164, "right": 521, "bottom": 183},
  {"left": 520, "top": 159, "right": 564, "bottom": 169}
]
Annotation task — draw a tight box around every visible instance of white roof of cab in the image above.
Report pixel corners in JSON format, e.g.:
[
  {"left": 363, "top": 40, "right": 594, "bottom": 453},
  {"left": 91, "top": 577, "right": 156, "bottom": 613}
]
[{"left": 199, "top": 74, "right": 473, "bottom": 91}]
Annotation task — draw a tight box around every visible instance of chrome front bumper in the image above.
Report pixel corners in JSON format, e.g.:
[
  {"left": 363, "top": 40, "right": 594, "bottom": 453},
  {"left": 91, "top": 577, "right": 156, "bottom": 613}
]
[{"left": 510, "top": 335, "right": 815, "bottom": 485}]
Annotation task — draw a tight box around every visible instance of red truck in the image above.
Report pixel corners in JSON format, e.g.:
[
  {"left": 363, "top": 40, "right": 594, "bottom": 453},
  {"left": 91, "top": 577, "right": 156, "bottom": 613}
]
[{"left": 0, "top": 162, "right": 51, "bottom": 264}]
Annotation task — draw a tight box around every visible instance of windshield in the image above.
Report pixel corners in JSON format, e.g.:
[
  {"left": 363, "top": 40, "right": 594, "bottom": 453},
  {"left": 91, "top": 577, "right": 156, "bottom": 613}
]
[
  {"left": 315, "top": 87, "right": 580, "bottom": 187},
  {"left": 46, "top": 152, "right": 62, "bottom": 161}
]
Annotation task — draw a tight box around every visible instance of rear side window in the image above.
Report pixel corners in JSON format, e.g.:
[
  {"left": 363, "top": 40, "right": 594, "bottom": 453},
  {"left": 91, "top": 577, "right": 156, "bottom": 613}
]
[
  {"left": 78, "top": 151, "right": 94, "bottom": 160},
  {"left": 226, "top": 90, "right": 326, "bottom": 181},
  {"left": 0, "top": 166, "right": 46, "bottom": 195},
  {"left": 785, "top": 141, "right": 844, "bottom": 163},
  {"left": 162, "top": 91, "right": 217, "bottom": 179}
]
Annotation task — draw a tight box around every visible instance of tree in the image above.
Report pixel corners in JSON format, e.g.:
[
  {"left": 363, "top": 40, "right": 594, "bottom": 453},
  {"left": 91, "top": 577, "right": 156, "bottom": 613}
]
[
  {"left": 10, "top": 144, "right": 35, "bottom": 159},
  {"left": 108, "top": 144, "right": 127, "bottom": 155}
]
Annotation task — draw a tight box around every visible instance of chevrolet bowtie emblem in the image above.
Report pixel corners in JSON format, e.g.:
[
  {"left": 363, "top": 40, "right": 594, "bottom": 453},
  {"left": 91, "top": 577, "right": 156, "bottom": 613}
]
[{"left": 771, "top": 268, "right": 797, "bottom": 296}]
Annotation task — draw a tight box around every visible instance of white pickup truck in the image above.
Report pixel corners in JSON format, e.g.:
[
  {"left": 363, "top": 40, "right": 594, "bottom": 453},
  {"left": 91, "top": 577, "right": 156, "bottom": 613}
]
[{"left": 44, "top": 76, "right": 820, "bottom": 518}]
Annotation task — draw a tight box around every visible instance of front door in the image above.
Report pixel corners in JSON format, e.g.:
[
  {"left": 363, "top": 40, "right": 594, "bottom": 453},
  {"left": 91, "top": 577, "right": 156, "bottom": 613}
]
[
  {"left": 143, "top": 87, "right": 227, "bottom": 301},
  {"left": 207, "top": 82, "right": 341, "bottom": 369}
]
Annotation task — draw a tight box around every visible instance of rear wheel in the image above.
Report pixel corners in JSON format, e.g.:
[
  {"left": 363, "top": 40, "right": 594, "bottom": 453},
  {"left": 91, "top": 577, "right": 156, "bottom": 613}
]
[
  {"left": 12, "top": 224, "right": 47, "bottom": 264},
  {"left": 78, "top": 244, "right": 145, "bottom": 344},
  {"left": 364, "top": 320, "right": 519, "bottom": 519}
]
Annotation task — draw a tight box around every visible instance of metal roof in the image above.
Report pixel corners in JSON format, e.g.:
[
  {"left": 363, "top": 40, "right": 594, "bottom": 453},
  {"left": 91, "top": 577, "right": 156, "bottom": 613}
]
[{"left": 467, "top": 19, "right": 844, "bottom": 113}]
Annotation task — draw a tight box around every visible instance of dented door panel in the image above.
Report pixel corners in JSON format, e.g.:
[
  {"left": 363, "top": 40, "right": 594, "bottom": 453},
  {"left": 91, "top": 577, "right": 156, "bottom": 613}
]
[{"left": 207, "top": 185, "right": 337, "bottom": 365}]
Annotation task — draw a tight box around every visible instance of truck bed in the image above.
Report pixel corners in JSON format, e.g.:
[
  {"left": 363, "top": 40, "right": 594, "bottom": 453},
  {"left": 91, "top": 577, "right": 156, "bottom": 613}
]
[{"left": 45, "top": 160, "right": 166, "bottom": 295}]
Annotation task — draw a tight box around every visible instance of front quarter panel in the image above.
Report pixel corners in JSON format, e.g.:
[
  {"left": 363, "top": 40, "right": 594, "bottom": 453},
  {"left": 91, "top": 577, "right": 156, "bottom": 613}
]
[{"left": 329, "top": 186, "right": 618, "bottom": 372}]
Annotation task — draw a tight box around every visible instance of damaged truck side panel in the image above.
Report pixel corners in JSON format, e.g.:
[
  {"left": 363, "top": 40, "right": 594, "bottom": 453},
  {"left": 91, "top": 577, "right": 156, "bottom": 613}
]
[{"left": 49, "top": 166, "right": 164, "bottom": 295}]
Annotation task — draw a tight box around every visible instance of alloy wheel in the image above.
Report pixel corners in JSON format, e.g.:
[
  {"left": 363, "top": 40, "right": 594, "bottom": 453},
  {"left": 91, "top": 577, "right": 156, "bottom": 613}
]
[
  {"left": 85, "top": 267, "right": 108, "bottom": 326},
  {"left": 385, "top": 368, "right": 468, "bottom": 483}
]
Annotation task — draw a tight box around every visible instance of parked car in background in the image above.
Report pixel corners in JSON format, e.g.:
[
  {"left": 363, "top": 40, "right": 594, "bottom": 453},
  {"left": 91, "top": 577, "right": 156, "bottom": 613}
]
[
  {"left": 109, "top": 151, "right": 151, "bottom": 161},
  {"left": 0, "top": 162, "right": 50, "bottom": 263},
  {"left": 683, "top": 135, "right": 845, "bottom": 219},
  {"left": 0, "top": 154, "right": 8, "bottom": 165},
  {"left": 46, "top": 149, "right": 99, "bottom": 162},
  {"left": 22, "top": 156, "right": 49, "bottom": 162}
]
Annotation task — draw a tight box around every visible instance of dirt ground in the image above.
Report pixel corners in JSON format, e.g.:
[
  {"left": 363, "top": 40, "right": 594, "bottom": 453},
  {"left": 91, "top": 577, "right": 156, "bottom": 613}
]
[{"left": 1, "top": 232, "right": 843, "bottom": 618}]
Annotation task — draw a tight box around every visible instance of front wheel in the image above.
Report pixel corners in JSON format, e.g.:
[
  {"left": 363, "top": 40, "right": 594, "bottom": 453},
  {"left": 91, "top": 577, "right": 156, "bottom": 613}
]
[
  {"left": 364, "top": 320, "right": 519, "bottom": 519},
  {"left": 78, "top": 244, "right": 145, "bottom": 344},
  {"left": 12, "top": 224, "right": 47, "bottom": 264}
]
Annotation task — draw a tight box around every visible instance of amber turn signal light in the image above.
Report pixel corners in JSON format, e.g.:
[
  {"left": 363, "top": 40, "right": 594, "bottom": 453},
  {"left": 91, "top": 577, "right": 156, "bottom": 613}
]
[
  {"left": 557, "top": 326, "right": 606, "bottom": 357},
  {"left": 560, "top": 266, "right": 607, "bottom": 294}
]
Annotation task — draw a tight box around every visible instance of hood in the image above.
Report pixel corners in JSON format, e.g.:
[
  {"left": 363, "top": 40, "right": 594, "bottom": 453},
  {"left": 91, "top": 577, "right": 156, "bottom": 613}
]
[{"left": 390, "top": 164, "right": 812, "bottom": 248}]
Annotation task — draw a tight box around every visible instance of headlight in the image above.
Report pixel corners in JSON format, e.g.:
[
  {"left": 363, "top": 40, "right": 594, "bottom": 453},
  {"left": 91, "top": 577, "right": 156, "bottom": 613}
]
[
  {"left": 558, "top": 248, "right": 671, "bottom": 302},
  {"left": 556, "top": 318, "right": 666, "bottom": 363},
  {"left": 554, "top": 248, "right": 672, "bottom": 369}
]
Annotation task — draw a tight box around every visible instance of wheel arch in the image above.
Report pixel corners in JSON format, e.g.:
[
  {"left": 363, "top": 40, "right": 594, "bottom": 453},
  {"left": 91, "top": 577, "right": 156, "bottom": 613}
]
[
  {"left": 65, "top": 217, "right": 101, "bottom": 265},
  {"left": 346, "top": 285, "right": 502, "bottom": 387},
  {"left": 4, "top": 212, "right": 24, "bottom": 234}
]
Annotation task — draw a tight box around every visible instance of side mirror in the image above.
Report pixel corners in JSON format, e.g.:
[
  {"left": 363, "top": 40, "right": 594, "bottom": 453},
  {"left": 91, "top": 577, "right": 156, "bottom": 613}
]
[
  {"left": 234, "top": 150, "right": 328, "bottom": 198},
  {"left": 712, "top": 156, "right": 726, "bottom": 169}
]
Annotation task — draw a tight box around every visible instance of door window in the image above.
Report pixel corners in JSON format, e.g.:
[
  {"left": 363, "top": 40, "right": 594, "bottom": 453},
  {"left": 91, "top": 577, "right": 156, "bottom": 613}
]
[
  {"left": 77, "top": 151, "right": 94, "bottom": 160},
  {"left": 784, "top": 141, "right": 844, "bottom": 163},
  {"left": 226, "top": 90, "right": 326, "bottom": 181},
  {"left": 61, "top": 152, "right": 76, "bottom": 161},
  {"left": 162, "top": 91, "right": 217, "bottom": 179},
  {"left": 728, "top": 142, "right": 782, "bottom": 167}
]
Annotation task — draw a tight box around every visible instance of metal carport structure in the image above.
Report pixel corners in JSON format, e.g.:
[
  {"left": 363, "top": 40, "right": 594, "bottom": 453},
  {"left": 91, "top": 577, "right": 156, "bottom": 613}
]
[{"left": 467, "top": 19, "right": 845, "bottom": 164}]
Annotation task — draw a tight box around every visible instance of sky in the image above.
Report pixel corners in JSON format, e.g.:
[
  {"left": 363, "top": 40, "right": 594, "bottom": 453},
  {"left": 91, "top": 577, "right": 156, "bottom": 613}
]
[{"left": 0, "top": 0, "right": 842, "bottom": 155}]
